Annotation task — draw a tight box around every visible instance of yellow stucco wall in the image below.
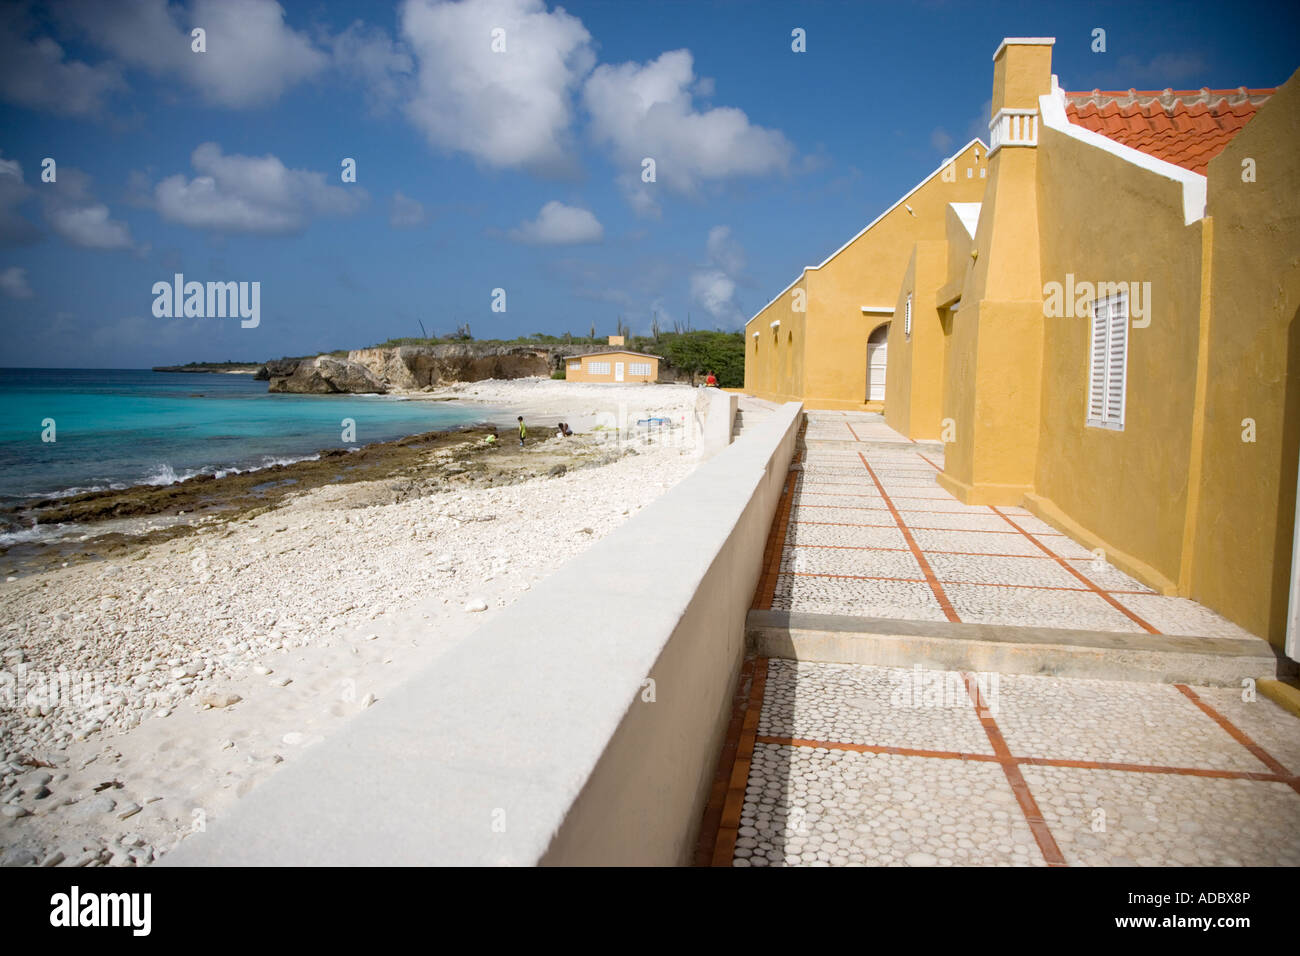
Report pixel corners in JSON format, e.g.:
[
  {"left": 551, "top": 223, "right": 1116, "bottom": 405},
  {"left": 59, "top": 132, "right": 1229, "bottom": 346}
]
[
  {"left": 744, "top": 275, "right": 808, "bottom": 402},
  {"left": 884, "top": 241, "right": 949, "bottom": 439},
  {"left": 1029, "top": 124, "right": 1206, "bottom": 593},
  {"left": 938, "top": 158, "right": 1047, "bottom": 502},
  {"left": 1190, "top": 70, "right": 1300, "bottom": 646},
  {"left": 745, "top": 143, "right": 987, "bottom": 408}
]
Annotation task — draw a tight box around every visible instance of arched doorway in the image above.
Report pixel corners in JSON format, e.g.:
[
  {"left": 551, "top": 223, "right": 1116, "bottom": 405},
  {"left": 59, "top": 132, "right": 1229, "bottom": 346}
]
[{"left": 867, "top": 323, "right": 889, "bottom": 402}]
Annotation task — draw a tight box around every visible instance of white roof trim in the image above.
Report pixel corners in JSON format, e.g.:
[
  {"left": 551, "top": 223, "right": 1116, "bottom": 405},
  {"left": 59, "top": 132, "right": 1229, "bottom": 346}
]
[
  {"left": 570, "top": 349, "right": 663, "bottom": 360},
  {"left": 861, "top": 306, "right": 895, "bottom": 315},
  {"left": 1039, "top": 86, "right": 1206, "bottom": 225},
  {"left": 748, "top": 137, "right": 990, "bottom": 325},
  {"left": 993, "top": 37, "right": 1055, "bottom": 61},
  {"left": 949, "top": 202, "right": 981, "bottom": 238}
]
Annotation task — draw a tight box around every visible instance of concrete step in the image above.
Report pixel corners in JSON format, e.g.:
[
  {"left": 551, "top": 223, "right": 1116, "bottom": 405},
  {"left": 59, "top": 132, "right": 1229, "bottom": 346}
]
[{"left": 747, "top": 609, "right": 1289, "bottom": 686}]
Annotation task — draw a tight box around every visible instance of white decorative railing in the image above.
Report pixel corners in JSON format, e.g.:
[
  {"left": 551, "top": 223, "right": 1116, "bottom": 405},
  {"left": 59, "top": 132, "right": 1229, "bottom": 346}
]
[{"left": 989, "top": 108, "right": 1039, "bottom": 153}]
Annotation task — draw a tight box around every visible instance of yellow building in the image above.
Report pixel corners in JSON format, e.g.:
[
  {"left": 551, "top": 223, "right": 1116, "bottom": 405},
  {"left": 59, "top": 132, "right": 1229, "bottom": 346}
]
[
  {"left": 744, "top": 141, "right": 988, "bottom": 412},
  {"left": 879, "top": 37, "right": 1298, "bottom": 653},
  {"left": 564, "top": 350, "right": 661, "bottom": 384}
]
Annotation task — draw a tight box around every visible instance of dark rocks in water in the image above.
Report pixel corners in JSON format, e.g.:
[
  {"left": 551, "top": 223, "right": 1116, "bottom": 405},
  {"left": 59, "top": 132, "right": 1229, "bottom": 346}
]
[{"left": 548, "top": 464, "right": 567, "bottom": 477}]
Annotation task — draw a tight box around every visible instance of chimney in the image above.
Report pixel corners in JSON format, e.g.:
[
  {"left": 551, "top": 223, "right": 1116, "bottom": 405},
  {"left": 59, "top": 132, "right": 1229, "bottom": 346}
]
[
  {"left": 990, "top": 38, "right": 1055, "bottom": 119},
  {"left": 935, "top": 38, "right": 1055, "bottom": 507}
]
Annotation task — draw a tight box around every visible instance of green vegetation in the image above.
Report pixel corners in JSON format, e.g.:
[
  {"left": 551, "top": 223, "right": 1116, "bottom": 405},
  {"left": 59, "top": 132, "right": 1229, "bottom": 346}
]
[{"left": 645, "top": 331, "right": 744, "bottom": 386}]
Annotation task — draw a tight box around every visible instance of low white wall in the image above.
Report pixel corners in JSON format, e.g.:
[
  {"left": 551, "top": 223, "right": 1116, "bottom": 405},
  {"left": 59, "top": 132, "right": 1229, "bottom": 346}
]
[
  {"left": 164, "top": 401, "right": 804, "bottom": 866},
  {"left": 696, "top": 387, "right": 739, "bottom": 460}
]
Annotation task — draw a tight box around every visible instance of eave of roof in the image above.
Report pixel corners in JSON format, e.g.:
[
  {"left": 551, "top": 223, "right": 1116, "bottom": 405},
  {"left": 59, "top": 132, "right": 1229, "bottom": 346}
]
[
  {"left": 747, "top": 138, "right": 988, "bottom": 325},
  {"left": 1063, "top": 86, "right": 1274, "bottom": 175},
  {"left": 568, "top": 350, "right": 663, "bottom": 361}
]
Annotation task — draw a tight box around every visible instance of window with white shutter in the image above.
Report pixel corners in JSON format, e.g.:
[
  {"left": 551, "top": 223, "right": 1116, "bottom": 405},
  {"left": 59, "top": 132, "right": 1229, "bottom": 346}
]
[
  {"left": 1086, "top": 291, "right": 1128, "bottom": 430},
  {"left": 904, "top": 293, "right": 913, "bottom": 339}
]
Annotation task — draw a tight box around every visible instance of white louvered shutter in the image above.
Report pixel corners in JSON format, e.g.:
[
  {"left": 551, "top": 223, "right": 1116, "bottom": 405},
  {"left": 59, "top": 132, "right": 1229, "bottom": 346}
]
[
  {"left": 1088, "top": 299, "right": 1108, "bottom": 424},
  {"left": 1087, "top": 292, "right": 1128, "bottom": 430},
  {"left": 1105, "top": 291, "right": 1128, "bottom": 427},
  {"left": 904, "top": 294, "right": 913, "bottom": 338}
]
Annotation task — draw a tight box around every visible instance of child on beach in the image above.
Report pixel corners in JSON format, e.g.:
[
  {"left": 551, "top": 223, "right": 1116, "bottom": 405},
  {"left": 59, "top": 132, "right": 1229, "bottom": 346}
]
[{"left": 517, "top": 416, "right": 527, "bottom": 446}]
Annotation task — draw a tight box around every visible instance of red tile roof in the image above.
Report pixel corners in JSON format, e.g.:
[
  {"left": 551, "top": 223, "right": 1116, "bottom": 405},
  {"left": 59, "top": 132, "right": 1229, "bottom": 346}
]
[{"left": 1064, "top": 87, "right": 1274, "bottom": 175}]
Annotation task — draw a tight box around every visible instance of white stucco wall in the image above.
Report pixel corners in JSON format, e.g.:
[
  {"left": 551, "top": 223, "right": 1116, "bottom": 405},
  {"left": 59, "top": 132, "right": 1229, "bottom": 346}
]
[{"left": 163, "top": 401, "right": 804, "bottom": 866}]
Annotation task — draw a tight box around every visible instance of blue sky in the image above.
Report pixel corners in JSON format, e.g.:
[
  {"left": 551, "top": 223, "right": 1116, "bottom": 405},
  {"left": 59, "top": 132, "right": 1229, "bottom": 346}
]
[{"left": 1, "top": 0, "right": 1296, "bottom": 368}]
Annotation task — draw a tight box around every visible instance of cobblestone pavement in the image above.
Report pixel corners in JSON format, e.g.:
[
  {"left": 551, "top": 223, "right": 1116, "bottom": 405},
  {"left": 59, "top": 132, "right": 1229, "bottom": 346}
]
[
  {"left": 772, "top": 411, "right": 1257, "bottom": 639},
  {"left": 696, "top": 411, "right": 1299, "bottom": 867},
  {"left": 709, "top": 658, "right": 1300, "bottom": 866}
]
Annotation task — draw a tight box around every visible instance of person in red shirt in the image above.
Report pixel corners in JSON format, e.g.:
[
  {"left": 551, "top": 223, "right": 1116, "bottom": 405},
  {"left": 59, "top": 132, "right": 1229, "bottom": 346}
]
[{"left": 705, "top": 371, "right": 718, "bottom": 387}]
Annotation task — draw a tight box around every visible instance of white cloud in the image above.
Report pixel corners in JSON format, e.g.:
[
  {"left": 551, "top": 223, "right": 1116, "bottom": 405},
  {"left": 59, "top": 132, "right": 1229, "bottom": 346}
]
[
  {"left": 400, "top": 0, "right": 595, "bottom": 170},
  {"left": 0, "top": 156, "right": 40, "bottom": 246},
  {"left": 0, "top": 5, "right": 124, "bottom": 116},
  {"left": 930, "top": 127, "right": 953, "bottom": 153},
  {"left": 152, "top": 142, "right": 367, "bottom": 235},
  {"left": 691, "top": 225, "right": 746, "bottom": 325},
  {"left": 705, "top": 225, "right": 745, "bottom": 277},
  {"left": 508, "top": 200, "right": 602, "bottom": 245},
  {"left": 41, "top": 166, "right": 141, "bottom": 252},
  {"left": 0, "top": 266, "right": 33, "bottom": 298},
  {"left": 389, "top": 190, "right": 429, "bottom": 229},
  {"left": 584, "top": 49, "right": 793, "bottom": 208},
  {"left": 48, "top": 204, "right": 136, "bottom": 250},
  {"left": 331, "top": 19, "right": 414, "bottom": 114},
  {"left": 55, "top": 0, "right": 327, "bottom": 109},
  {"left": 690, "top": 270, "right": 738, "bottom": 323}
]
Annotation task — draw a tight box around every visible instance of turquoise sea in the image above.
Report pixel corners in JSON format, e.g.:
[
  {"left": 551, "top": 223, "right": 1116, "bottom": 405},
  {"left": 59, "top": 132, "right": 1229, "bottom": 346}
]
[{"left": 0, "top": 368, "right": 490, "bottom": 510}]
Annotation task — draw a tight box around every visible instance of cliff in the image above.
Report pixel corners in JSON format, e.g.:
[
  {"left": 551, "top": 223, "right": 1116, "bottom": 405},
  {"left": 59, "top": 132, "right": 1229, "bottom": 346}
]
[
  {"left": 260, "top": 342, "right": 691, "bottom": 394},
  {"left": 264, "top": 344, "right": 563, "bottom": 394}
]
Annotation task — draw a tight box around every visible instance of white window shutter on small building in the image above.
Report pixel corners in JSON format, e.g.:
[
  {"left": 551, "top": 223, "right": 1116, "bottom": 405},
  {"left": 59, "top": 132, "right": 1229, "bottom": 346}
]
[{"left": 904, "top": 293, "right": 913, "bottom": 338}]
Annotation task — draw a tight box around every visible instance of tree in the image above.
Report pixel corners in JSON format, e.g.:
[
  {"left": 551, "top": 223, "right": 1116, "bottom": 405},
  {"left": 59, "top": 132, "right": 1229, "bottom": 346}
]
[{"left": 658, "top": 330, "right": 744, "bottom": 386}]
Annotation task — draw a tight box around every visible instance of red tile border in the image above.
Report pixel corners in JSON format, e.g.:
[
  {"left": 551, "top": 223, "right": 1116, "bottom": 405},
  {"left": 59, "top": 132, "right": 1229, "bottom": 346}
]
[
  {"left": 755, "top": 736, "right": 1300, "bottom": 786},
  {"left": 961, "top": 673, "right": 1068, "bottom": 866},
  {"left": 1174, "top": 684, "right": 1300, "bottom": 794},
  {"left": 858, "top": 452, "right": 961, "bottom": 623},
  {"left": 990, "top": 506, "right": 1162, "bottom": 635},
  {"left": 775, "top": 569, "right": 1154, "bottom": 598},
  {"left": 694, "top": 656, "right": 756, "bottom": 866},
  {"left": 794, "top": 517, "right": 1066, "bottom": 534},
  {"left": 710, "top": 658, "right": 769, "bottom": 866}
]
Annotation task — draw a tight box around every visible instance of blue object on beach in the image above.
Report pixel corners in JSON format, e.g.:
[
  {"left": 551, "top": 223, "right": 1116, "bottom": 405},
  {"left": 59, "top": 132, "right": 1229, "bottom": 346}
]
[{"left": 637, "top": 417, "right": 670, "bottom": 426}]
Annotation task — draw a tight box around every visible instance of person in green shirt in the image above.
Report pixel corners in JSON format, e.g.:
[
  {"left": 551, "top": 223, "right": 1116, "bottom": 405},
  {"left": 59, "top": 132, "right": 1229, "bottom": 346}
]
[{"left": 517, "top": 416, "right": 526, "bottom": 447}]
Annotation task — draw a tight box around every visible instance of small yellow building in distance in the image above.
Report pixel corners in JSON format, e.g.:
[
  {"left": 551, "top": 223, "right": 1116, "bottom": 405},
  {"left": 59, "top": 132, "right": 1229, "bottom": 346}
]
[{"left": 564, "top": 350, "right": 661, "bottom": 383}]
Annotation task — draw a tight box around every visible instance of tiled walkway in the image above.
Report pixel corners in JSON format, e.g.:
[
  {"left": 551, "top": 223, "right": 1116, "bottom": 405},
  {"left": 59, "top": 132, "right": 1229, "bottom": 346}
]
[
  {"left": 766, "top": 412, "right": 1256, "bottom": 639},
  {"left": 696, "top": 411, "right": 1300, "bottom": 867},
  {"left": 705, "top": 657, "right": 1300, "bottom": 866}
]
